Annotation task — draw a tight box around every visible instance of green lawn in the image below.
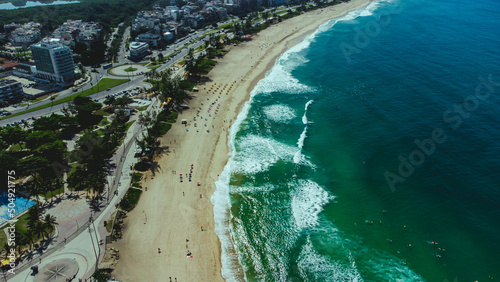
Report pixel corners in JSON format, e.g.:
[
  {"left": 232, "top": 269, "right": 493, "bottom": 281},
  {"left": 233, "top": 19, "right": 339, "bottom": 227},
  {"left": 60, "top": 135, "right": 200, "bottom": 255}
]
[
  {"left": 34, "top": 95, "right": 49, "bottom": 101},
  {"left": 136, "top": 105, "right": 149, "bottom": 111},
  {"left": 95, "top": 106, "right": 113, "bottom": 116},
  {"left": 124, "top": 67, "right": 137, "bottom": 72},
  {"left": 218, "top": 20, "right": 241, "bottom": 30},
  {"left": 119, "top": 188, "right": 142, "bottom": 211},
  {"left": 132, "top": 172, "right": 143, "bottom": 183},
  {"left": 124, "top": 120, "right": 135, "bottom": 131},
  {"left": 41, "top": 186, "right": 65, "bottom": 200},
  {"left": 8, "top": 143, "right": 23, "bottom": 152},
  {"left": 1, "top": 78, "right": 130, "bottom": 120},
  {"left": 95, "top": 128, "right": 106, "bottom": 136},
  {"left": 0, "top": 211, "right": 52, "bottom": 253},
  {"left": 198, "top": 58, "right": 217, "bottom": 74},
  {"left": 98, "top": 117, "right": 110, "bottom": 126},
  {"left": 147, "top": 65, "right": 161, "bottom": 71}
]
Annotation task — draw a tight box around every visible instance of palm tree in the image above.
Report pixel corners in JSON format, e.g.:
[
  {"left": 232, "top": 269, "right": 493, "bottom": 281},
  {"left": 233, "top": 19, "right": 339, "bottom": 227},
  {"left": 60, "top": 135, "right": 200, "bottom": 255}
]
[
  {"left": 16, "top": 231, "right": 25, "bottom": 255},
  {"left": 2, "top": 243, "right": 10, "bottom": 259},
  {"left": 27, "top": 204, "right": 40, "bottom": 226},
  {"left": 34, "top": 221, "right": 46, "bottom": 242},
  {"left": 24, "top": 228, "right": 35, "bottom": 250},
  {"left": 44, "top": 214, "right": 58, "bottom": 238}
]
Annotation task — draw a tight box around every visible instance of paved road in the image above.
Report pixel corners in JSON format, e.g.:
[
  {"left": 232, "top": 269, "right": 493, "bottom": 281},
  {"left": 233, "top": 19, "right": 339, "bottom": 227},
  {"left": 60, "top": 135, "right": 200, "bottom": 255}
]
[
  {"left": 117, "top": 26, "right": 130, "bottom": 63},
  {"left": 0, "top": 20, "right": 236, "bottom": 127},
  {"left": 8, "top": 98, "right": 162, "bottom": 281}
]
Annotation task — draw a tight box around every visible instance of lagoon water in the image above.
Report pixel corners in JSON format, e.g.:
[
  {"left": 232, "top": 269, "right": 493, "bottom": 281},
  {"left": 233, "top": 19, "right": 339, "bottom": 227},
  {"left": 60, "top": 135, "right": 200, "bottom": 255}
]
[
  {"left": 213, "top": 0, "right": 500, "bottom": 280},
  {"left": 0, "top": 0, "right": 78, "bottom": 10}
]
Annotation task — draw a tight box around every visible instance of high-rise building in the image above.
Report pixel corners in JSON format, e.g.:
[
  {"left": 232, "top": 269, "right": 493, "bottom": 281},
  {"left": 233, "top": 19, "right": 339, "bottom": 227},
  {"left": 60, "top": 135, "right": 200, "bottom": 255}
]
[{"left": 31, "top": 39, "right": 75, "bottom": 84}]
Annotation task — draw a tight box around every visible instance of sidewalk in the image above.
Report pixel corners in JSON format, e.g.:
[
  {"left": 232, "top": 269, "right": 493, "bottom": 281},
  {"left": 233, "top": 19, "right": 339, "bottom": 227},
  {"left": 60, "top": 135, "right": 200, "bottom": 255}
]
[{"left": 9, "top": 98, "right": 161, "bottom": 281}]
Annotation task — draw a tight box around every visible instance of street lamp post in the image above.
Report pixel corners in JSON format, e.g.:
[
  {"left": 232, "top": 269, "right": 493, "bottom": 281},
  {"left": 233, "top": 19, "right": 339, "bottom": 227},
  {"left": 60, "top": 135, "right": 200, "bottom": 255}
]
[{"left": 88, "top": 217, "right": 99, "bottom": 273}]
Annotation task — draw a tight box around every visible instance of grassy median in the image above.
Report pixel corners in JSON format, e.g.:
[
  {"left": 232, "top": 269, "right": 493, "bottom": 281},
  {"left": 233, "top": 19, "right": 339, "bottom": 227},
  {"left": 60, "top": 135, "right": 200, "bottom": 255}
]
[{"left": 1, "top": 78, "right": 130, "bottom": 120}]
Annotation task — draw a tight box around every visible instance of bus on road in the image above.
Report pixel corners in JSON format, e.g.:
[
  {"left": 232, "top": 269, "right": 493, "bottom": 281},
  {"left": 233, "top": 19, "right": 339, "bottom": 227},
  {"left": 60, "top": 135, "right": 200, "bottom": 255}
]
[{"left": 103, "top": 63, "right": 113, "bottom": 69}]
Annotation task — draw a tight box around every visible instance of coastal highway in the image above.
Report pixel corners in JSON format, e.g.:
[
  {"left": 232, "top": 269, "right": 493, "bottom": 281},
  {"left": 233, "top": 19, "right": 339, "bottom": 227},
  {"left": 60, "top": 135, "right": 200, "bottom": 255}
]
[
  {"left": 0, "top": 34, "right": 208, "bottom": 127},
  {"left": 0, "top": 76, "right": 151, "bottom": 126}
]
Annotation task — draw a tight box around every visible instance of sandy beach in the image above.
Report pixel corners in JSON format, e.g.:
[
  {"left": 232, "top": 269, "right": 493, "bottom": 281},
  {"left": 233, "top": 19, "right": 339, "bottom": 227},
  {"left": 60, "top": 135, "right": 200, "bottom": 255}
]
[{"left": 110, "top": 0, "right": 372, "bottom": 280}]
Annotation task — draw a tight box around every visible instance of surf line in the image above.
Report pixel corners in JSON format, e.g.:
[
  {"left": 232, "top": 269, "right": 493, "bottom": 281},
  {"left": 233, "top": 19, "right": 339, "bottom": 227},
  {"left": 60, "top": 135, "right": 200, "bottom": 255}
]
[{"left": 294, "top": 100, "right": 314, "bottom": 164}]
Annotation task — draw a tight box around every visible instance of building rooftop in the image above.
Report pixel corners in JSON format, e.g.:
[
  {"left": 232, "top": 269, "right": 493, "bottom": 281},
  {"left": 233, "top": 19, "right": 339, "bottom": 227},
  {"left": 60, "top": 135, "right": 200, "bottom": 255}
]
[
  {"left": 0, "top": 79, "right": 21, "bottom": 86},
  {"left": 0, "top": 58, "right": 19, "bottom": 69},
  {"left": 130, "top": 42, "right": 149, "bottom": 49}
]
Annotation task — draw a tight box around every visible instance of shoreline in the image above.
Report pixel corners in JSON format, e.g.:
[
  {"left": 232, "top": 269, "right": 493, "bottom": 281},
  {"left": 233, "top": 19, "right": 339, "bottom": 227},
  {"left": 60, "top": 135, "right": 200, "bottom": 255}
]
[{"left": 110, "top": 0, "right": 373, "bottom": 280}]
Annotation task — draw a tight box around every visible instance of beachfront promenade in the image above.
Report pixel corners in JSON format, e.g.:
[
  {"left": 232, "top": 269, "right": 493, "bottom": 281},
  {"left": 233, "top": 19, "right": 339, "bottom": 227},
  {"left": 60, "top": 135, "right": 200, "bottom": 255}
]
[
  {"left": 109, "top": 1, "right": 374, "bottom": 280},
  {"left": 8, "top": 98, "right": 161, "bottom": 281},
  {"left": 4, "top": 1, "right": 374, "bottom": 280}
]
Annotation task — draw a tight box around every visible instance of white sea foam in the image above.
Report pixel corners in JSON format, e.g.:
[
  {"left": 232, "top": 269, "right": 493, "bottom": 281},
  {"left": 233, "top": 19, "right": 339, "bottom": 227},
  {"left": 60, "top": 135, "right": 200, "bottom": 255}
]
[
  {"left": 212, "top": 93, "right": 256, "bottom": 281},
  {"left": 233, "top": 135, "right": 311, "bottom": 174},
  {"left": 291, "top": 180, "right": 334, "bottom": 230},
  {"left": 294, "top": 100, "right": 313, "bottom": 164},
  {"left": 230, "top": 183, "right": 277, "bottom": 194},
  {"left": 302, "top": 99, "right": 314, "bottom": 124},
  {"left": 366, "top": 256, "right": 425, "bottom": 281},
  {"left": 293, "top": 127, "right": 308, "bottom": 164},
  {"left": 212, "top": 1, "right": 392, "bottom": 279},
  {"left": 359, "top": 1, "right": 380, "bottom": 17},
  {"left": 212, "top": 162, "right": 246, "bottom": 281},
  {"left": 255, "top": 63, "right": 313, "bottom": 94},
  {"left": 263, "top": 104, "right": 296, "bottom": 123},
  {"left": 254, "top": 32, "right": 316, "bottom": 95},
  {"left": 297, "top": 237, "right": 363, "bottom": 281}
]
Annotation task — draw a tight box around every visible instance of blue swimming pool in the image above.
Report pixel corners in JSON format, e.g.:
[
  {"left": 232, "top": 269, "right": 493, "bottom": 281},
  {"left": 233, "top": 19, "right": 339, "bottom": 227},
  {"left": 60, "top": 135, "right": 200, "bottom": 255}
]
[{"left": 0, "top": 192, "right": 36, "bottom": 225}]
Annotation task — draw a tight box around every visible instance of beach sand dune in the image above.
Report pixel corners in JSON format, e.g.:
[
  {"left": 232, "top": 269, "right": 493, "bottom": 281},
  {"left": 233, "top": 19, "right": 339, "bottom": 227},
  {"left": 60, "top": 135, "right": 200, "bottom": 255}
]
[{"left": 111, "top": 0, "right": 371, "bottom": 280}]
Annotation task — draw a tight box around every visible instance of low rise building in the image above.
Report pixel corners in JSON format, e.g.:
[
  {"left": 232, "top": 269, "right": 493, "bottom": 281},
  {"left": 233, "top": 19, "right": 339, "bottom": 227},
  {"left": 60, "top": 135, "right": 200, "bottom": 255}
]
[
  {"left": 0, "top": 79, "right": 24, "bottom": 104},
  {"left": 163, "top": 31, "right": 175, "bottom": 41},
  {"left": 165, "top": 6, "right": 182, "bottom": 21},
  {"left": 0, "top": 58, "right": 19, "bottom": 78},
  {"left": 128, "top": 42, "right": 149, "bottom": 60},
  {"left": 8, "top": 22, "right": 42, "bottom": 47},
  {"left": 181, "top": 15, "right": 204, "bottom": 29},
  {"left": 135, "top": 32, "right": 161, "bottom": 48},
  {"left": 50, "top": 19, "right": 102, "bottom": 48}
]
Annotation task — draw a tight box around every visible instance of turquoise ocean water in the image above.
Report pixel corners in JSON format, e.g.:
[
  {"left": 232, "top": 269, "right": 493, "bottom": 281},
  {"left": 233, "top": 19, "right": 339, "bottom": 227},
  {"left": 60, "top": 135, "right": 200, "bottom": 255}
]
[{"left": 212, "top": 0, "right": 500, "bottom": 280}]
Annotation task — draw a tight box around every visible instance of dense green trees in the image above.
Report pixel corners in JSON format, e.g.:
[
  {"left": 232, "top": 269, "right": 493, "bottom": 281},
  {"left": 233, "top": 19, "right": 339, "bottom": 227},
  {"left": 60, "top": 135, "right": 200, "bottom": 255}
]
[
  {"left": 0, "top": 125, "right": 26, "bottom": 149},
  {"left": 80, "top": 34, "right": 107, "bottom": 66},
  {"left": 155, "top": 74, "right": 191, "bottom": 106},
  {"left": 107, "top": 21, "right": 130, "bottom": 62},
  {"left": 69, "top": 96, "right": 102, "bottom": 128},
  {"left": 115, "top": 96, "right": 133, "bottom": 109},
  {"left": 32, "top": 114, "right": 78, "bottom": 132},
  {"left": 0, "top": 0, "right": 156, "bottom": 34}
]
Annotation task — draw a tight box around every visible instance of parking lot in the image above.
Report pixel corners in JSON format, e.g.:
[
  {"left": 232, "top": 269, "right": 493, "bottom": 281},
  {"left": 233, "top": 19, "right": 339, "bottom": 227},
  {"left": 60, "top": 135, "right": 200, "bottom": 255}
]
[
  {"left": 2, "top": 75, "right": 52, "bottom": 98},
  {"left": 104, "top": 86, "right": 146, "bottom": 100}
]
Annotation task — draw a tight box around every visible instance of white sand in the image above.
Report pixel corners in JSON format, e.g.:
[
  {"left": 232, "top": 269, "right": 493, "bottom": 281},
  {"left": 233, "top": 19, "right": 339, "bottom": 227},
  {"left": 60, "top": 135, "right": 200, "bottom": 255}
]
[{"left": 111, "top": 0, "right": 373, "bottom": 280}]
